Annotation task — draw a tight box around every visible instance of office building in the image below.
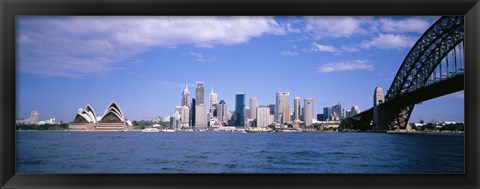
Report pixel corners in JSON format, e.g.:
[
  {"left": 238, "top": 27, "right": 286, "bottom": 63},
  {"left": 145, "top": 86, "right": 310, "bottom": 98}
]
[
  {"left": 275, "top": 92, "right": 290, "bottom": 124},
  {"left": 249, "top": 98, "right": 257, "bottom": 120},
  {"left": 195, "top": 104, "right": 207, "bottom": 129},
  {"left": 293, "top": 97, "right": 301, "bottom": 121},
  {"left": 190, "top": 98, "right": 196, "bottom": 126},
  {"left": 317, "top": 114, "right": 324, "bottom": 121},
  {"left": 268, "top": 104, "right": 275, "bottom": 115},
  {"left": 180, "top": 105, "right": 190, "bottom": 127},
  {"left": 256, "top": 106, "right": 271, "bottom": 127},
  {"left": 235, "top": 94, "right": 246, "bottom": 126},
  {"left": 196, "top": 82, "right": 205, "bottom": 105},
  {"left": 217, "top": 100, "right": 228, "bottom": 126},
  {"left": 304, "top": 98, "right": 314, "bottom": 126},
  {"left": 181, "top": 83, "right": 189, "bottom": 107},
  {"left": 332, "top": 103, "right": 342, "bottom": 119},
  {"left": 323, "top": 107, "right": 332, "bottom": 121},
  {"left": 209, "top": 88, "right": 218, "bottom": 114}
]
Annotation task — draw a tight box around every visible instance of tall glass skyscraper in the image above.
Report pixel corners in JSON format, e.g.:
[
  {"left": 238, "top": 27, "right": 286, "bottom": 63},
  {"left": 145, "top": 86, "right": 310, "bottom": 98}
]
[
  {"left": 235, "top": 94, "right": 245, "bottom": 126},
  {"left": 275, "top": 92, "right": 290, "bottom": 124},
  {"left": 249, "top": 98, "right": 257, "bottom": 120},
  {"left": 293, "top": 97, "right": 301, "bottom": 121},
  {"left": 304, "top": 98, "right": 314, "bottom": 126},
  {"left": 195, "top": 82, "right": 205, "bottom": 105}
]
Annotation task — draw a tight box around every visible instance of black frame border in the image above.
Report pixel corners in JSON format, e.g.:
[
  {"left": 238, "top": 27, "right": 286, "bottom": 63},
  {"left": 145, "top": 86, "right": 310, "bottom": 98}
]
[{"left": 1, "top": 0, "right": 479, "bottom": 188}]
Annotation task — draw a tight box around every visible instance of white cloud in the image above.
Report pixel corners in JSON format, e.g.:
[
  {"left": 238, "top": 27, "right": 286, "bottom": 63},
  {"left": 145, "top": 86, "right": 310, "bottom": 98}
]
[
  {"left": 184, "top": 52, "right": 217, "bottom": 62},
  {"left": 318, "top": 59, "right": 373, "bottom": 73},
  {"left": 360, "top": 33, "right": 414, "bottom": 50},
  {"left": 18, "top": 16, "right": 287, "bottom": 78},
  {"left": 311, "top": 42, "right": 341, "bottom": 55},
  {"left": 304, "top": 16, "right": 368, "bottom": 39},
  {"left": 280, "top": 50, "right": 298, "bottom": 56},
  {"left": 341, "top": 45, "right": 360, "bottom": 52},
  {"left": 379, "top": 17, "right": 433, "bottom": 33}
]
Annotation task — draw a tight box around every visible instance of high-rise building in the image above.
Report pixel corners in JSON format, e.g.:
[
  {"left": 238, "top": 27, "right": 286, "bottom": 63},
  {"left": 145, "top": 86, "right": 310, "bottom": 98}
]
[
  {"left": 293, "top": 97, "right": 301, "bottom": 121},
  {"left": 323, "top": 107, "right": 332, "bottom": 121},
  {"left": 275, "top": 92, "right": 290, "bottom": 124},
  {"left": 217, "top": 100, "right": 228, "bottom": 126},
  {"left": 180, "top": 105, "right": 190, "bottom": 127},
  {"left": 317, "top": 114, "right": 324, "bottom": 121},
  {"left": 256, "top": 106, "right": 271, "bottom": 127},
  {"left": 31, "top": 110, "right": 39, "bottom": 124},
  {"left": 190, "top": 98, "right": 196, "bottom": 126},
  {"left": 181, "top": 83, "right": 189, "bottom": 107},
  {"left": 195, "top": 104, "right": 207, "bottom": 129},
  {"left": 249, "top": 98, "right": 257, "bottom": 120},
  {"left": 209, "top": 88, "right": 218, "bottom": 114},
  {"left": 235, "top": 94, "right": 245, "bottom": 126},
  {"left": 304, "top": 98, "right": 314, "bottom": 126},
  {"left": 268, "top": 104, "right": 275, "bottom": 115},
  {"left": 332, "top": 103, "right": 342, "bottom": 119},
  {"left": 195, "top": 82, "right": 205, "bottom": 105},
  {"left": 170, "top": 111, "right": 181, "bottom": 130}
]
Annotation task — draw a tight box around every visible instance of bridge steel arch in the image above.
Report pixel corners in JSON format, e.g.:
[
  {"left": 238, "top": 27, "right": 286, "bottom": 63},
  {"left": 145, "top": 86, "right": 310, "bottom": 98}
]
[{"left": 381, "top": 16, "right": 464, "bottom": 130}]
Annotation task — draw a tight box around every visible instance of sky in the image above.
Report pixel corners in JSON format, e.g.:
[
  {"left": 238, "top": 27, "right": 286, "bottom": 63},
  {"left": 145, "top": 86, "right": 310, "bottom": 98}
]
[{"left": 16, "top": 16, "right": 464, "bottom": 123}]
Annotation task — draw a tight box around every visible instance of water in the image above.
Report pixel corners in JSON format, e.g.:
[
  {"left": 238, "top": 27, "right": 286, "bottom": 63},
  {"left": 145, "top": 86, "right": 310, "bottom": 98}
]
[{"left": 16, "top": 131, "right": 464, "bottom": 173}]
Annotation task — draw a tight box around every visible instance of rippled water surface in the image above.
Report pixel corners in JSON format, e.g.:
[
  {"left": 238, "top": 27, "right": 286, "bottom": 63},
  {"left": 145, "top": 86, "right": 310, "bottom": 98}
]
[{"left": 16, "top": 131, "right": 464, "bottom": 173}]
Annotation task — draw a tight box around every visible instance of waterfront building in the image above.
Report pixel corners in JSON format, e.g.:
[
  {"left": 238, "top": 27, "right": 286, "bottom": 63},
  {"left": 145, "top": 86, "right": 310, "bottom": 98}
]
[
  {"left": 268, "top": 104, "right": 275, "bottom": 115},
  {"left": 346, "top": 106, "right": 361, "bottom": 118},
  {"left": 217, "top": 100, "right": 228, "bottom": 126},
  {"left": 181, "top": 83, "right": 189, "bottom": 107},
  {"left": 293, "top": 97, "right": 301, "bottom": 122},
  {"left": 195, "top": 82, "right": 205, "bottom": 105},
  {"left": 332, "top": 103, "right": 342, "bottom": 119},
  {"left": 235, "top": 94, "right": 246, "bottom": 126},
  {"left": 256, "top": 106, "right": 271, "bottom": 127},
  {"left": 190, "top": 98, "right": 196, "bottom": 126},
  {"left": 245, "top": 107, "right": 251, "bottom": 120},
  {"left": 175, "top": 106, "right": 182, "bottom": 114},
  {"left": 170, "top": 111, "right": 181, "bottom": 130},
  {"left": 323, "top": 107, "right": 332, "bottom": 121},
  {"left": 209, "top": 88, "right": 218, "bottom": 114},
  {"left": 249, "top": 98, "right": 257, "bottom": 120},
  {"left": 164, "top": 116, "right": 171, "bottom": 122},
  {"left": 317, "top": 114, "right": 324, "bottom": 121},
  {"left": 69, "top": 101, "right": 133, "bottom": 131},
  {"left": 304, "top": 98, "right": 314, "bottom": 126},
  {"left": 180, "top": 105, "right": 190, "bottom": 128},
  {"left": 275, "top": 92, "right": 290, "bottom": 124},
  {"left": 31, "top": 110, "right": 39, "bottom": 124},
  {"left": 195, "top": 104, "right": 208, "bottom": 129}
]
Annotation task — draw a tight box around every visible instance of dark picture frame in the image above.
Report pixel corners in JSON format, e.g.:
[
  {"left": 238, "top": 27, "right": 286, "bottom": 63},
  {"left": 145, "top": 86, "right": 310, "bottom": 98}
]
[{"left": 1, "top": 0, "right": 479, "bottom": 188}]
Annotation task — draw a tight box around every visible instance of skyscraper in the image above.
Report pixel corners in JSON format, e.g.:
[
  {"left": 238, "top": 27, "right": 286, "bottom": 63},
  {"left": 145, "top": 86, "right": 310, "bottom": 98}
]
[
  {"left": 304, "top": 98, "right": 314, "bottom": 126},
  {"left": 195, "top": 82, "right": 205, "bottom": 105},
  {"left": 323, "top": 107, "right": 332, "bottom": 121},
  {"left": 293, "top": 97, "right": 301, "bottom": 121},
  {"left": 209, "top": 88, "right": 218, "bottom": 114},
  {"left": 180, "top": 105, "right": 190, "bottom": 128},
  {"left": 249, "top": 98, "right": 257, "bottom": 120},
  {"left": 256, "top": 106, "right": 271, "bottom": 127},
  {"left": 346, "top": 106, "right": 361, "bottom": 118},
  {"left": 190, "top": 98, "right": 196, "bottom": 126},
  {"left": 181, "top": 83, "right": 189, "bottom": 107},
  {"left": 195, "top": 104, "right": 207, "bottom": 129},
  {"left": 217, "top": 100, "right": 228, "bottom": 126},
  {"left": 235, "top": 93, "right": 245, "bottom": 126},
  {"left": 275, "top": 92, "right": 290, "bottom": 124},
  {"left": 332, "top": 103, "right": 342, "bottom": 119},
  {"left": 31, "top": 110, "right": 39, "bottom": 124}
]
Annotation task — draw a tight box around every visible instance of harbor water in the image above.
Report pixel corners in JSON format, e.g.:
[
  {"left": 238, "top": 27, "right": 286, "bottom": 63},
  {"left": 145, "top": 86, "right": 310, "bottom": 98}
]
[{"left": 16, "top": 131, "right": 464, "bottom": 173}]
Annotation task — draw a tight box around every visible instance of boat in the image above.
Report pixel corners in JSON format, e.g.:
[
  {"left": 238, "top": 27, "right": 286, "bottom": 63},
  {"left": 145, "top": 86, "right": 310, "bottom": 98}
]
[
  {"left": 161, "top": 129, "right": 176, "bottom": 132},
  {"left": 142, "top": 127, "right": 160, "bottom": 132},
  {"left": 245, "top": 127, "right": 273, "bottom": 133}
]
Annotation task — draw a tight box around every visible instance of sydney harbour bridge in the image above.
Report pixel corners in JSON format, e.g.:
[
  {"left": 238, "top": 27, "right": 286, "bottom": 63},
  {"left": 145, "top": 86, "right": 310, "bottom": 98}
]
[{"left": 346, "top": 16, "right": 464, "bottom": 131}]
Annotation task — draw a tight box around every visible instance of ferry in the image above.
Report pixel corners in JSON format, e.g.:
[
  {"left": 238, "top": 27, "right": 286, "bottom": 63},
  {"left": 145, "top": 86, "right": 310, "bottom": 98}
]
[
  {"left": 245, "top": 127, "right": 273, "bottom": 133},
  {"left": 161, "top": 129, "right": 176, "bottom": 132},
  {"left": 142, "top": 127, "right": 160, "bottom": 132}
]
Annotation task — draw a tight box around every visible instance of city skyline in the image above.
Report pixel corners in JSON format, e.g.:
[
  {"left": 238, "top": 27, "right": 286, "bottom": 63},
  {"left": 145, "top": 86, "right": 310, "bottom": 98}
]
[{"left": 17, "top": 16, "right": 464, "bottom": 122}]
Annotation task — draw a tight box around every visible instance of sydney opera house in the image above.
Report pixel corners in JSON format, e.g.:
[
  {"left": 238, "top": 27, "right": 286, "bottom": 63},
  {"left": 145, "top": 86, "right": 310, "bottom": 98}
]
[{"left": 69, "top": 101, "right": 133, "bottom": 131}]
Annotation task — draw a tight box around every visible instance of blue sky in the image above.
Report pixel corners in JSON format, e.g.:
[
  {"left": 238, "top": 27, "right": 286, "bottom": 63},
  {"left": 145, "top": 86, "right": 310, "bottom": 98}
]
[{"left": 16, "top": 16, "right": 464, "bottom": 122}]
